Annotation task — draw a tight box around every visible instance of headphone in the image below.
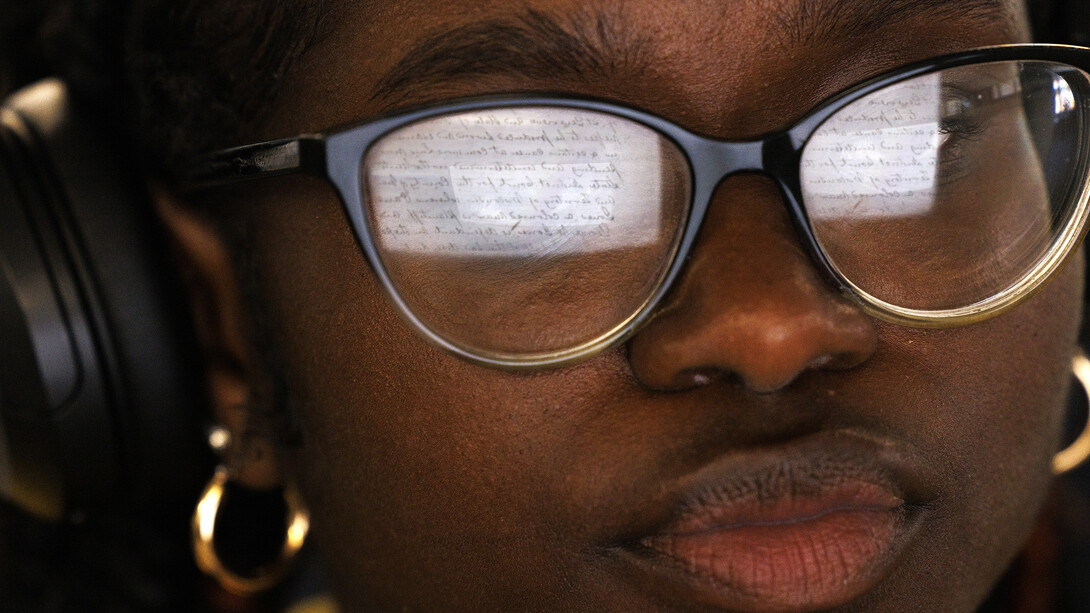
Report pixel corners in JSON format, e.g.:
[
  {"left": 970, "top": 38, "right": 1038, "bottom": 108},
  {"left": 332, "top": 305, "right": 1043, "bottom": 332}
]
[{"left": 0, "top": 79, "right": 210, "bottom": 522}]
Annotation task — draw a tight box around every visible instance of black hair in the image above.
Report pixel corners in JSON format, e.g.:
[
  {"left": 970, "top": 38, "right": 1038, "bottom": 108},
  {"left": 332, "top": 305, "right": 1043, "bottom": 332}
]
[{"left": 1, "top": 0, "right": 332, "bottom": 176}]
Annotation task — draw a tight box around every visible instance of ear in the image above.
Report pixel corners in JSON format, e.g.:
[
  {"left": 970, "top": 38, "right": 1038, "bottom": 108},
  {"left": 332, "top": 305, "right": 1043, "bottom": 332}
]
[{"left": 152, "top": 186, "right": 282, "bottom": 490}]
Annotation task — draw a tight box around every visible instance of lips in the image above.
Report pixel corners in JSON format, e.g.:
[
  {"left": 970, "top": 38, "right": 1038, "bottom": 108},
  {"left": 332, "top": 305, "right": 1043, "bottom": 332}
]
[{"left": 615, "top": 431, "right": 930, "bottom": 612}]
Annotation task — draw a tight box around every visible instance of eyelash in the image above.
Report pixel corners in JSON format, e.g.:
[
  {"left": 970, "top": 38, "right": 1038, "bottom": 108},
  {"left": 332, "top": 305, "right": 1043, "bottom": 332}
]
[{"left": 938, "top": 115, "right": 987, "bottom": 139}]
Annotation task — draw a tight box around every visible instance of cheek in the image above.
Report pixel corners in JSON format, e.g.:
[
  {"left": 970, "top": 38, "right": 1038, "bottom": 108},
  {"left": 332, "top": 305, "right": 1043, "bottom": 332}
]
[
  {"left": 940, "top": 248, "right": 1084, "bottom": 468},
  {"left": 238, "top": 178, "right": 632, "bottom": 606},
  {"left": 875, "top": 248, "right": 1083, "bottom": 598}
]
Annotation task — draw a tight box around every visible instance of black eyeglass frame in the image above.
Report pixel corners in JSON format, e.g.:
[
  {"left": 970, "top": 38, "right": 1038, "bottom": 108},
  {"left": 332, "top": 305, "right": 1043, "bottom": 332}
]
[{"left": 185, "top": 43, "right": 1090, "bottom": 370}]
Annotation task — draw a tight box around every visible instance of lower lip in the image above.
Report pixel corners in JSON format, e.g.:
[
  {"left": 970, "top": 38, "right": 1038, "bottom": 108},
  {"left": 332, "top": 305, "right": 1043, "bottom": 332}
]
[{"left": 633, "top": 488, "right": 910, "bottom": 612}]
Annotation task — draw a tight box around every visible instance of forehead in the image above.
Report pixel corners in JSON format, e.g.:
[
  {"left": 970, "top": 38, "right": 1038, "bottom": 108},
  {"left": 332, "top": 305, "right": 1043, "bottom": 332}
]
[{"left": 265, "top": 0, "right": 1030, "bottom": 139}]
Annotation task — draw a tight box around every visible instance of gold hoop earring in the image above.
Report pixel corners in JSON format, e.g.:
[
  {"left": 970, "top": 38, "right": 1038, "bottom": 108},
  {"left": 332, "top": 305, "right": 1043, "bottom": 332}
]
[
  {"left": 192, "top": 467, "right": 310, "bottom": 595},
  {"left": 1053, "top": 353, "right": 1090, "bottom": 475}
]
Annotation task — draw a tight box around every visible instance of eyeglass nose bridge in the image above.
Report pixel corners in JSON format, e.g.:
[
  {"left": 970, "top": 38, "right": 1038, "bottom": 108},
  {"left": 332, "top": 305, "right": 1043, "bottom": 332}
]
[{"left": 672, "top": 131, "right": 849, "bottom": 300}]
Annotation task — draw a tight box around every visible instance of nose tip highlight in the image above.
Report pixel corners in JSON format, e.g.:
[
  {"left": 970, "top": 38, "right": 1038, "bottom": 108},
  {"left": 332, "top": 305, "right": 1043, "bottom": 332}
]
[{"left": 724, "top": 306, "right": 878, "bottom": 393}]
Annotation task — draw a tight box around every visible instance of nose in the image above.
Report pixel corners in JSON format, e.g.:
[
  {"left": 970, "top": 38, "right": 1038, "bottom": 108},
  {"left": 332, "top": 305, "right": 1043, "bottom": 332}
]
[{"left": 627, "top": 174, "right": 877, "bottom": 393}]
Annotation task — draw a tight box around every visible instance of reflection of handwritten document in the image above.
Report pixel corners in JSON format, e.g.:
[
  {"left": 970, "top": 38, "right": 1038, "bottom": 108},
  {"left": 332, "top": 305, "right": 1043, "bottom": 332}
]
[
  {"left": 802, "top": 74, "right": 945, "bottom": 219},
  {"left": 366, "top": 108, "right": 665, "bottom": 254}
]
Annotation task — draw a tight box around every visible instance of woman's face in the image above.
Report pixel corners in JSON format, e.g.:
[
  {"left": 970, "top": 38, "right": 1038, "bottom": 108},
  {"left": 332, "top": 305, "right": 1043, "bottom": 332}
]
[{"left": 214, "top": 0, "right": 1084, "bottom": 610}]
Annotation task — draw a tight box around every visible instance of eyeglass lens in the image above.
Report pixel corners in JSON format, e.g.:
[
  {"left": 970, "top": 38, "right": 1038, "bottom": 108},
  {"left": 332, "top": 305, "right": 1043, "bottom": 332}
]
[
  {"left": 363, "top": 108, "right": 691, "bottom": 356},
  {"left": 802, "top": 60, "right": 1090, "bottom": 311},
  {"left": 361, "top": 59, "right": 1090, "bottom": 359}
]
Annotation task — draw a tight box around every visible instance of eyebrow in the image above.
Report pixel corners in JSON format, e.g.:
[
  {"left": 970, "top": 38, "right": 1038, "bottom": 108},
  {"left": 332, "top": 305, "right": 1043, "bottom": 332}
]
[
  {"left": 778, "top": 0, "right": 1014, "bottom": 45},
  {"left": 370, "top": 8, "right": 650, "bottom": 105},
  {"left": 370, "top": 1, "right": 1015, "bottom": 105}
]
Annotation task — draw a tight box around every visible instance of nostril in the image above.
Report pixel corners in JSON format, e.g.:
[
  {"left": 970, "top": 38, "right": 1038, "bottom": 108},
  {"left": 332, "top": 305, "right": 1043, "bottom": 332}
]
[
  {"left": 820, "top": 349, "right": 874, "bottom": 371},
  {"left": 637, "top": 366, "right": 724, "bottom": 393},
  {"left": 680, "top": 367, "right": 721, "bottom": 389}
]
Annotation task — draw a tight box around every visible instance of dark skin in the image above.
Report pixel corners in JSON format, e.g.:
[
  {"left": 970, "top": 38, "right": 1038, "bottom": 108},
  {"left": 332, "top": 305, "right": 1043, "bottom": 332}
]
[{"left": 159, "top": 0, "right": 1085, "bottom": 610}]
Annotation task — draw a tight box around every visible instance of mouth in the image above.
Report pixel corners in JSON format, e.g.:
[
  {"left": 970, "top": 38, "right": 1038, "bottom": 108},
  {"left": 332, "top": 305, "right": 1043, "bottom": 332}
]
[{"left": 612, "top": 431, "right": 931, "bottom": 613}]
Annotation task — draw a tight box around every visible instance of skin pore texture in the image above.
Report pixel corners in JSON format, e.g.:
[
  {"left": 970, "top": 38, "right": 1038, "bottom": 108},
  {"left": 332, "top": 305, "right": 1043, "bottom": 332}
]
[{"left": 159, "top": 0, "right": 1085, "bottom": 611}]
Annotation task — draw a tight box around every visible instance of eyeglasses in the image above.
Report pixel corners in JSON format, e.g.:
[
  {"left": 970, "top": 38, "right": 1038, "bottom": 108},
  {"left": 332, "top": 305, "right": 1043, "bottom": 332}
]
[{"left": 185, "top": 44, "right": 1090, "bottom": 370}]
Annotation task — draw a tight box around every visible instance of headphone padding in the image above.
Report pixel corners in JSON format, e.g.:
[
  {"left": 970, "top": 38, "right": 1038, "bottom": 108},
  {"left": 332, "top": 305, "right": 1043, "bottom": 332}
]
[{"left": 0, "top": 80, "right": 210, "bottom": 519}]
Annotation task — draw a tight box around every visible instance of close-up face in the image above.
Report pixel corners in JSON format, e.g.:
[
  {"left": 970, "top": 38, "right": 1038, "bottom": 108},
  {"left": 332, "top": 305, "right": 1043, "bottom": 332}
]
[{"left": 176, "top": 0, "right": 1085, "bottom": 611}]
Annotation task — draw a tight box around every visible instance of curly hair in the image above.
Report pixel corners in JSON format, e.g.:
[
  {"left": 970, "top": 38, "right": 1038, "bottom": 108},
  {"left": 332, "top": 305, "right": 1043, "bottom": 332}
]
[{"left": 9, "top": 0, "right": 333, "bottom": 176}]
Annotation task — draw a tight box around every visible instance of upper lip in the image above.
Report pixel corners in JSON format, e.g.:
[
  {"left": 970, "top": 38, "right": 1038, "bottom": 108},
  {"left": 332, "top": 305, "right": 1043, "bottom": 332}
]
[
  {"left": 605, "top": 428, "right": 936, "bottom": 547},
  {"left": 667, "top": 428, "right": 931, "bottom": 528},
  {"left": 655, "top": 450, "right": 904, "bottom": 539}
]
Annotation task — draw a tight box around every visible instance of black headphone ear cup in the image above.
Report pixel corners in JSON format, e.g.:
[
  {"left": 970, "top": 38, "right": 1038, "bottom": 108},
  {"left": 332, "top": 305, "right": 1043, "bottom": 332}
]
[{"left": 0, "top": 79, "right": 211, "bottom": 521}]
